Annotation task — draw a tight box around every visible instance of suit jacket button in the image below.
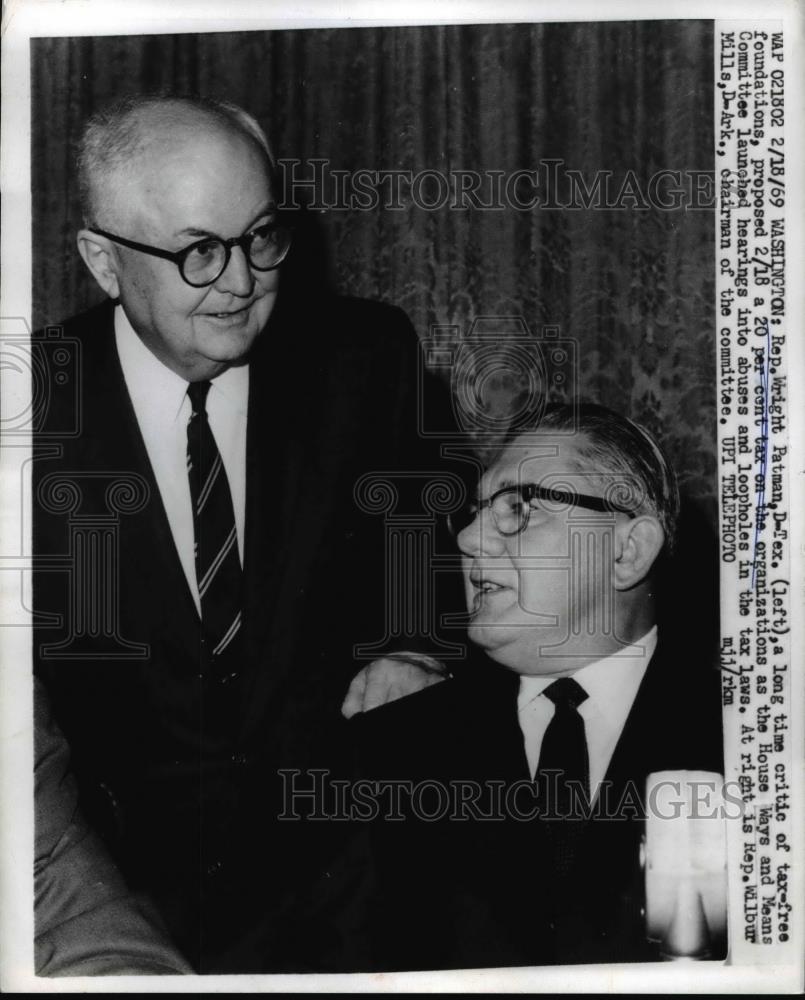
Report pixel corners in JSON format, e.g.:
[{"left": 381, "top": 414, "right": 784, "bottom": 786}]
[
  {"left": 206, "top": 859, "right": 223, "bottom": 877},
  {"left": 231, "top": 752, "right": 248, "bottom": 765}
]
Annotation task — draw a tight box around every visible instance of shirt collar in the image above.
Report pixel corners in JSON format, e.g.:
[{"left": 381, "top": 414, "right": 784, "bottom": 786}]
[
  {"left": 115, "top": 305, "right": 190, "bottom": 423},
  {"left": 114, "top": 304, "right": 248, "bottom": 421},
  {"left": 210, "top": 361, "right": 249, "bottom": 415},
  {"left": 518, "top": 626, "right": 658, "bottom": 719}
]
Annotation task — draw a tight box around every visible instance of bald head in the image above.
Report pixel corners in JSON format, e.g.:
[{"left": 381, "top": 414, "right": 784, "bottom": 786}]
[
  {"left": 75, "top": 95, "right": 283, "bottom": 381},
  {"left": 76, "top": 95, "right": 275, "bottom": 230}
]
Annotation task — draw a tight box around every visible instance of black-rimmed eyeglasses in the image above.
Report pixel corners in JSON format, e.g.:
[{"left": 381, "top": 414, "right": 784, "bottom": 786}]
[
  {"left": 447, "top": 483, "right": 637, "bottom": 538},
  {"left": 90, "top": 223, "right": 293, "bottom": 287}
]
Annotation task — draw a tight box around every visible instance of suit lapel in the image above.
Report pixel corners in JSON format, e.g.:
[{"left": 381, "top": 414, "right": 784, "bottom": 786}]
[
  {"left": 568, "top": 648, "right": 674, "bottom": 875},
  {"left": 601, "top": 649, "right": 668, "bottom": 799},
  {"left": 236, "top": 328, "right": 327, "bottom": 743},
  {"left": 561, "top": 642, "right": 722, "bottom": 962},
  {"left": 82, "top": 305, "right": 200, "bottom": 637},
  {"left": 463, "top": 670, "right": 532, "bottom": 781}
]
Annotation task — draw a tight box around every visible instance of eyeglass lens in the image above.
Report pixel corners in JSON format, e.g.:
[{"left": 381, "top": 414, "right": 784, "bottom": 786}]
[
  {"left": 181, "top": 226, "right": 290, "bottom": 284},
  {"left": 448, "top": 489, "right": 527, "bottom": 537}
]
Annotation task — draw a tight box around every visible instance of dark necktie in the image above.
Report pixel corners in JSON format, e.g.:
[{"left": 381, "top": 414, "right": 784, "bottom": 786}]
[
  {"left": 535, "top": 677, "right": 592, "bottom": 958},
  {"left": 537, "top": 676, "right": 590, "bottom": 820},
  {"left": 186, "top": 380, "right": 243, "bottom": 682}
]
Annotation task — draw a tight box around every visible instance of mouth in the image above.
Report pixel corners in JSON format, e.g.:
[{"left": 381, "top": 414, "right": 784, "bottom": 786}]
[
  {"left": 468, "top": 576, "right": 511, "bottom": 618},
  {"left": 469, "top": 573, "right": 511, "bottom": 597},
  {"left": 204, "top": 302, "right": 255, "bottom": 320},
  {"left": 467, "top": 573, "right": 511, "bottom": 618}
]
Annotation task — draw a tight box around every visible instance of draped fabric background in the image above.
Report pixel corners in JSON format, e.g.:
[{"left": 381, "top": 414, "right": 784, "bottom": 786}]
[{"left": 31, "top": 21, "right": 715, "bottom": 517}]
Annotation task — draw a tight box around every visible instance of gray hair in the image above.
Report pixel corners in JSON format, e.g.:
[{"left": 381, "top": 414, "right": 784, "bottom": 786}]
[
  {"left": 509, "top": 403, "right": 681, "bottom": 552},
  {"left": 76, "top": 94, "right": 275, "bottom": 227}
]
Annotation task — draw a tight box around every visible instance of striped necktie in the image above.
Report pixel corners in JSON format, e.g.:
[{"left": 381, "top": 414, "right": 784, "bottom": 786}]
[{"left": 186, "top": 380, "right": 243, "bottom": 681}]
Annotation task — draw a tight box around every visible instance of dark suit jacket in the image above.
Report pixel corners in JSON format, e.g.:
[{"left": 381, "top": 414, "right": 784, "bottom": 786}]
[
  {"left": 33, "top": 293, "right": 462, "bottom": 970},
  {"left": 350, "top": 637, "right": 724, "bottom": 970}
]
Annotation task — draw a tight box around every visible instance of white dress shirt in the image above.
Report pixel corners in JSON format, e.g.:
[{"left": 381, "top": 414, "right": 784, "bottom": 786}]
[
  {"left": 115, "top": 306, "right": 248, "bottom": 616},
  {"left": 517, "top": 627, "right": 658, "bottom": 800}
]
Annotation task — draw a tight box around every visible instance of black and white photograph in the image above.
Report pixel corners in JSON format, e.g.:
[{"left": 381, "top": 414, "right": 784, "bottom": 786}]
[{"left": 0, "top": 0, "right": 802, "bottom": 991}]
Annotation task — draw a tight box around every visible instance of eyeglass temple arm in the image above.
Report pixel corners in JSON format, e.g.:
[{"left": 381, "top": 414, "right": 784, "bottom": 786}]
[
  {"left": 521, "top": 483, "right": 637, "bottom": 517},
  {"left": 88, "top": 229, "right": 183, "bottom": 264}
]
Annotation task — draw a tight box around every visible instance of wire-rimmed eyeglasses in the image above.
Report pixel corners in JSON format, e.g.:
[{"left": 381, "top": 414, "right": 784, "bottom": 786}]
[
  {"left": 89, "top": 223, "right": 293, "bottom": 287},
  {"left": 446, "top": 483, "right": 637, "bottom": 538}
]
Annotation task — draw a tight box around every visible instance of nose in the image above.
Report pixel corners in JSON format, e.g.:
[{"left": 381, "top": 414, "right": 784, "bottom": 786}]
[
  {"left": 214, "top": 244, "right": 255, "bottom": 297},
  {"left": 456, "top": 508, "right": 507, "bottom": 558}
]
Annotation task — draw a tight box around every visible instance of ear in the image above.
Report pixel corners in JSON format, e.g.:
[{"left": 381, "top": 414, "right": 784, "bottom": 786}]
[
  {"left": 612, "top": 515, "right": 664, "bottom": 590},
  {"left": 76, "top": 229, "right": 121, "bottom": 299}
]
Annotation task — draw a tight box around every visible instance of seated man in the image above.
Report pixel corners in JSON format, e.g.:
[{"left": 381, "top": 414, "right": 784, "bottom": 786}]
[{"left": 351, "top": 403, "right": 724, "bottom": 969}]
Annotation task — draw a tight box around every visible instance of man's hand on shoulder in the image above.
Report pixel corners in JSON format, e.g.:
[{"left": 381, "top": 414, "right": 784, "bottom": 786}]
[{"left": 341, "top": 652, "right": 451, "bottom": 718}]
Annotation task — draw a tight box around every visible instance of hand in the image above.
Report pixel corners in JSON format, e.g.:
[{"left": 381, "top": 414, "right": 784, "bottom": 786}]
[{"left": 341, "top": 652, "right": 450, "bottom": 719}]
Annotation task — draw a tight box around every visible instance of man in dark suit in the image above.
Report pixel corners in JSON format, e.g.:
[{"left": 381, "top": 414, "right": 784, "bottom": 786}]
[
  {"left": 33, "top": 94, "right": 449, "bottom": 972},
  {"left": 352, "top": 403, "right": 724, "bottom": 969}
]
